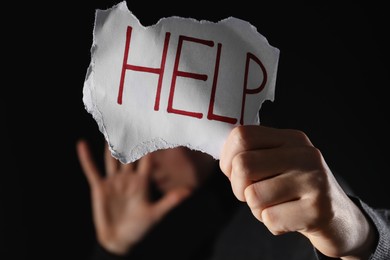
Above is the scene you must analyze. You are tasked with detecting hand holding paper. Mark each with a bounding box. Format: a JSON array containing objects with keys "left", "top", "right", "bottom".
[{"left": 83, "top": 1, "right": 280, "bottom": 163}]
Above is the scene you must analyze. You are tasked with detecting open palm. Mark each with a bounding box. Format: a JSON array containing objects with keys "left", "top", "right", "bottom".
[{"left": 76, "top": 140, "right": 190, "bottom": 255}]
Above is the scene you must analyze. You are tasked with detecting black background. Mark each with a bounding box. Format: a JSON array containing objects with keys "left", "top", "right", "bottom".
[{"left": 4, "top": 1, "right": 389, "bottom": 259}]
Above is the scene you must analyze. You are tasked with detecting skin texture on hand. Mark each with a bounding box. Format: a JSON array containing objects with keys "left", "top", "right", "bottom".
[
  {"left": 76, "top": 140, "right": 191, "bottom": 255},
  {"left": 219, "top": 125, "right": 376, "bottom": 260}
]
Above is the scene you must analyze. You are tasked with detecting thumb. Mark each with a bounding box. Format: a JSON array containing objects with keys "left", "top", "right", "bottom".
[{"left": 152, "top": 188, "right": 191, "bottom": 220}]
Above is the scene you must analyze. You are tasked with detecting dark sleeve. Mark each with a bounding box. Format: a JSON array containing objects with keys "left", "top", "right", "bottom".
[
  {"left": 314, "top": 196, "right": 390, "bottom": 260},
  {"left": 355, "top": 197, "right": 390, "bottom": 260},
  {"left": 89, "top": 243, "right": 130, "bottom": 260}
]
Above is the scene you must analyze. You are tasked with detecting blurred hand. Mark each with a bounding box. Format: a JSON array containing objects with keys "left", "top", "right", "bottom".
[
  {"left": 76, "top": 140, "right": 191, "bottom": 255},
  {"left": 220, "top": 125, "right": 376, "bottom": 260}
]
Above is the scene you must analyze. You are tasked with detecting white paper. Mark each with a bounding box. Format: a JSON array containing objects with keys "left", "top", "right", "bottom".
[{"left": 83, "top": 1, "right": 280, "bottom": 163}]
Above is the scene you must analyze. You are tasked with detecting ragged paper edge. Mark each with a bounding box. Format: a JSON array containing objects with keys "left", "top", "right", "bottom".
[
  {"left": 115, "top": 138, "right": 210, "bottom": 164},
  {"left": 83, "top": 1, "right": 280, "bottom": 163},
  {"left": 82, "top": 6, "right": 114, "bottom": 159}
]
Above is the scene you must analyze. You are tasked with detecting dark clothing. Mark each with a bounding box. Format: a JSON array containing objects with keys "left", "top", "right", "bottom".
[{"left": 89, "top": 169, "right": 390, "bottom": 260}]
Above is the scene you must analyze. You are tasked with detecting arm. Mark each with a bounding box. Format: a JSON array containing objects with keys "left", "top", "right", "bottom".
[
  {"left": 219, "top": 125, "right": 388, "bottom": 260},
  {"left": 316, "top": 197, "right": 390, "bottom": 260},
  {"left": 76, "top": 140, "right": 190, "bottom": 257}
]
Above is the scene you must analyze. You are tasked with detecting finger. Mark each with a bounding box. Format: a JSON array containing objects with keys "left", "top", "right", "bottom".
[
  {"left": 104, "top": 142, "right": 119, "bottom": 177},
  {"left": 136, "top": 153, "right": 154, "bottom": 178},
  {"left": 220, "top": 125, "right": 313, "bottom": 178},
  {"left": 229, "top": 146, "right": 323, "bottom": 201},
  {"left": 126, "top": 154, "right": 154, "bottom": 198},
  {"left": 230, "top": 166, "right": 252, "bottom": 202},
  {"left": 152, "top": 188, "right": 191, "bottom": 221},
  {"left": 244, "top": 171, "right": 308, "bottom": 219},
  {"left": 232, "top": 146, "right": 324, "bottom": 180},
  {"left": 260, "top": 198, "right": 323, "bottom": 236},
  {"left": 76, "top": 140, "right": 102, "bottom": 189}
]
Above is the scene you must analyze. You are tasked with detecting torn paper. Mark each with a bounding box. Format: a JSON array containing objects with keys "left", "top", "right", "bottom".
[{"left": 83, "top": 1, "right": 280, "bottom": 163}]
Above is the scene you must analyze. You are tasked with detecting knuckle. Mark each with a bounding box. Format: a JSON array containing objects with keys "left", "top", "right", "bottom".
[
  {"left": 244, "top": 184, "right": 259, "bottom": 211},
  {"left": 308, "top": 146, "right": 324, "bottom": 164},
  {"left": 286, "top": 129, "right": 311, "bottom": 145},
  {"left": 230, "top": 125, "right": 250, "bottom": 149},
  {"left": 232, "top": 153, "right": 252, "bottom": 179},
  {"left": 219, "top": 159, "right": 228, "bottom": 176},
  {"left": 262, "top": 207, "right": 276, "bottom": 225},
  {"left": 302, "top": 146, "right": 327, "bottom": 171},
  {"left": 245, "top": 184, "right": 261, "bottom": 209},
  {"left": 250, "top": 208, "right": 263, "bottom": 222},
  {"left": 219, "top": 159, "right": 230, "bottom": 178},
  {"left": 262, "top": 208, "right": 285, "bottom": 235}
]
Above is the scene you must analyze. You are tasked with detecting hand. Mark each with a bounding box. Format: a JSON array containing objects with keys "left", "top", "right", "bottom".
[
  {"left": 219, "top": 125, "right": 376, "bottom": 260},
  {"left": 76, "top": 140, "right": 191, "bottom": 255}
]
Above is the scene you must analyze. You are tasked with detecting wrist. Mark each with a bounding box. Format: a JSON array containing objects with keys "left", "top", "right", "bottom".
[
  {"left": 97, "top": 234, "right": 135, "bottom": 256},
  {"left": 94, "top": 242, "right": 132, "bottom": 260},
  {"left": 340, "top": 200, "right": 377, "bottom": 260}
]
